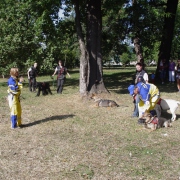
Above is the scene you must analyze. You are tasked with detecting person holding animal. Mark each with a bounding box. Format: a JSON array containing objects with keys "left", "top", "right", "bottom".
[
  {"left": 128, "top": 82, "right": 160, "bottom": 118},
  {"left": 175, "top": 59, "right": 180, "bottom": 92},
  {"left": 52, "top": 60, "right": 70, "bottom": 94},
  {"left": 168, "top": 59, "right": 176, "bottom": 83},
  {"left": 140, "top": 111, "right": 172, "bottom": 131},
  {"left": 27, "top": 62, "right": 38, "bottom": 92},
  {"left": 132, "top": 62, "right": 149, "bottom": 117},
  {"left": 7, "top": 68, "right": 24, "bottom": 129}
]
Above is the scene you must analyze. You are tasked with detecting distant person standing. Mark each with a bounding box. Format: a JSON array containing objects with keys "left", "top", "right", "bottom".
[
  {"left": 175, "top": 59, "right": 180, "bottom": 92},
  {"left": 27, "top": 62, "right": 38, "bottom": 92},
  {"left": 150, "top": 72, "right": 155, "bottom": 84},
  {"left": 135, "top": 62, "right": 148, "bottom": 84},
  {"left": 52, "top": 60, "right": 70, "bottom": 94},
  {"left": 169, "top": 59, "right": 176, "bottom": 83},
  {"left": 159, "top": 59, "right": 167, "bottom": 84},
  {"left": 132, "top": 62, "right": 149, "bottom": 117}
]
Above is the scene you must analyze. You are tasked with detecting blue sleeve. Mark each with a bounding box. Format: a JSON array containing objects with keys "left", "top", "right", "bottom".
[
  {"left": 8, "top": 77, "right": 18, "bottom": 91},
  {"left": 137, "top": 83, "right": 150, "bottom": 103}
]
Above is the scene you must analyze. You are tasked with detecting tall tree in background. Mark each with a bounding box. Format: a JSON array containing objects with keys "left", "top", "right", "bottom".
[
  {"left": 0, "top": 0, "right": 60, "bottom": 74},
  {"left": 74, "top": 0, "right": 108, "bottom": 95},
  {"left": 157, "top": 0, "right": 179, "bottom": 72},
  {"left": 132, "top": 0, "right": 144, "bottom": 64}
]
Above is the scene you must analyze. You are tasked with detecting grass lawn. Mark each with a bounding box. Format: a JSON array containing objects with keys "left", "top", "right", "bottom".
[{"left": 0, "top": 67, "right": 180, "bottom": 180}]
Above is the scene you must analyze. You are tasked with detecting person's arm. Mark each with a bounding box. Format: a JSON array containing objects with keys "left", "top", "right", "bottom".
[
  {"left": 18, "top": 76, "right": 24, "bottom": 90},
  {"left": 175, "top": 65, "right": 177, "bottom": 71},
  {"left": 27, "top": 68, "right": 31, "bottom": 79},
  {"left": 143, "top": 73, "right": 149, "bottom": 83},
  {"left": 67, "top": 72, "right": 71, "bottom": 78},
  {"left": 52, "top": 67, "right": 57, "bottom": 76},
  {"left": 138, "top": 83, "right": 150, "bottom": 103},
  {"left": 65, "top": 68, "right": 71, "bottom": 77},
  {"left": 8, "top": 78, "right": 21, "bottom": 95}
]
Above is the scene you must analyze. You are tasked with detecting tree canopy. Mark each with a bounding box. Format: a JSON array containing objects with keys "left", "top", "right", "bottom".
[{"left": 0, "top": 0, "right": 180, "bottom": 89}]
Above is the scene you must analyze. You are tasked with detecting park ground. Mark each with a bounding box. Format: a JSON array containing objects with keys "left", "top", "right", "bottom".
[{"left": 0, "top": 67, "right": 180, "bottom": 180}]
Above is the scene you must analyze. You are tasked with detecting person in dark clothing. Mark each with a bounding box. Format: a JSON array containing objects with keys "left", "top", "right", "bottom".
[
  {"left": 159, "top": 58, "right": 168, "bottom": 84},
  {"left": 52, "top": 60, "right": 70, "bottom": 94},
  {"left": 175, "top": 59, "right": 180, "bottom": 92},
  {"left": 132, "top": 62, "right": 149, "bottom": 117},
  {"left": 27, "top": 62, "right": 38, "bottom": 92}
]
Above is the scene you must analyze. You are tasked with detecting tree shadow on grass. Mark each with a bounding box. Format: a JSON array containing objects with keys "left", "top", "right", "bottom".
[
  {"left": 23, "top": 114, "right": 75, "bottom": 128},
  {"left": 103, "top": 71, "right": 134, "bottom": 94},
  {"left": 103, "top": 70, "right": 178, "bottom": 94}
]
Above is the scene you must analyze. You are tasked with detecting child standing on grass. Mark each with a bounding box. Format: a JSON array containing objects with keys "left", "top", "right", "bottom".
[{"left": 7, "top": 68, "right": 24, "bottom": 129}]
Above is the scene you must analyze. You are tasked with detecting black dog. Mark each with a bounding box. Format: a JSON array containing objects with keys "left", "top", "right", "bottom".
[{"left": 36, "top": 82, "right": 52, "bottom": 96}]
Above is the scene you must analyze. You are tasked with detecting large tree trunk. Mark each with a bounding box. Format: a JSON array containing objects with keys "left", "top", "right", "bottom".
[
  {"left": 86, "top": 0, "right": 108, "bottom": 93},
  {"left": 133, "top": 37, "right": 144, "bottom": 63},
  {"left": 74, "top": 0, "right": 89, "bottom": 95},
  {"left": 156, "top": 0, "right": 178, "bottom": 74},
  {"left": 74, "top": 0, "right": 108, "bottom": 95},
  {"left": 132, "top": 0, "right": 144, "bottom": 66}
]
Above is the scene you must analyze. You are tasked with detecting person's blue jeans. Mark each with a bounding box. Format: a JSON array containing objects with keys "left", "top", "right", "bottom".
[{"left": 132, "top": 94, "right": 140, "bottom": 117}]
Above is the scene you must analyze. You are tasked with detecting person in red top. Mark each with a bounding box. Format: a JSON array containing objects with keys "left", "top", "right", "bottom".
[{"left": 52, "top": 60, "right": 70, "bottom": 94}]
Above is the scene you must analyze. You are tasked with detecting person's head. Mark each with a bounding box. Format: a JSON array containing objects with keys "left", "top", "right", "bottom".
[
  {"left": 128, "top": 84, "right": 139, "bottom": 96},
  {"left": 58, "top": 60, "right": 64, "bottom": 66},
  {"left": 133, "top": 87, "right": 139, "bottom": 95},
  {"left": 10, "top": 68, "right": 19, "bottom": 78},
  {"left": 34, "top": 62, "right": 37, "bottom": 68},
  {"left": 177, "top": 59, "right": 180, "bottom": 65},
  {"left": 135, "top": 62, "right": 143, "bottom": 72}
]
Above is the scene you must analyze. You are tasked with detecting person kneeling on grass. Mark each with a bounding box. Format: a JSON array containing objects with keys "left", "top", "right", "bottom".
[
  {"left": 128, "top": 82, "right": 160, "bottom": 119},
  {"left": 7, "top": 68, "right": 24, "bottom": 129}
]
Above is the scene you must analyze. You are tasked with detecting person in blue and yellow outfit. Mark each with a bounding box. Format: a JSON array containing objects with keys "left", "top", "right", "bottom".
[
  {"left": 7, "top": 68, "right": 24, "bottom": 129},
  {"left": 128, "top": 82, "right": 160, "bottom": 117}
]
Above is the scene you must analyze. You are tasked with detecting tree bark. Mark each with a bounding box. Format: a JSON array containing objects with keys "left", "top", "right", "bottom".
[
  {"left": 74, "top": 0, "right": 89, "bottom": 95},
  {"left": 156, "top": 0, "right": 178, "bottom": 74},
  {"left": 133, "top": 37, "right": 144, "bottom": 63},
  {"left": 86, "top": 0, "right": 108, "bottom": 93},
  {"left": 132, "top": 0, "right": 144, "bottom": 66},
  {"left": 74, "top": 0, "right": 108, "bottom": 95}
]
